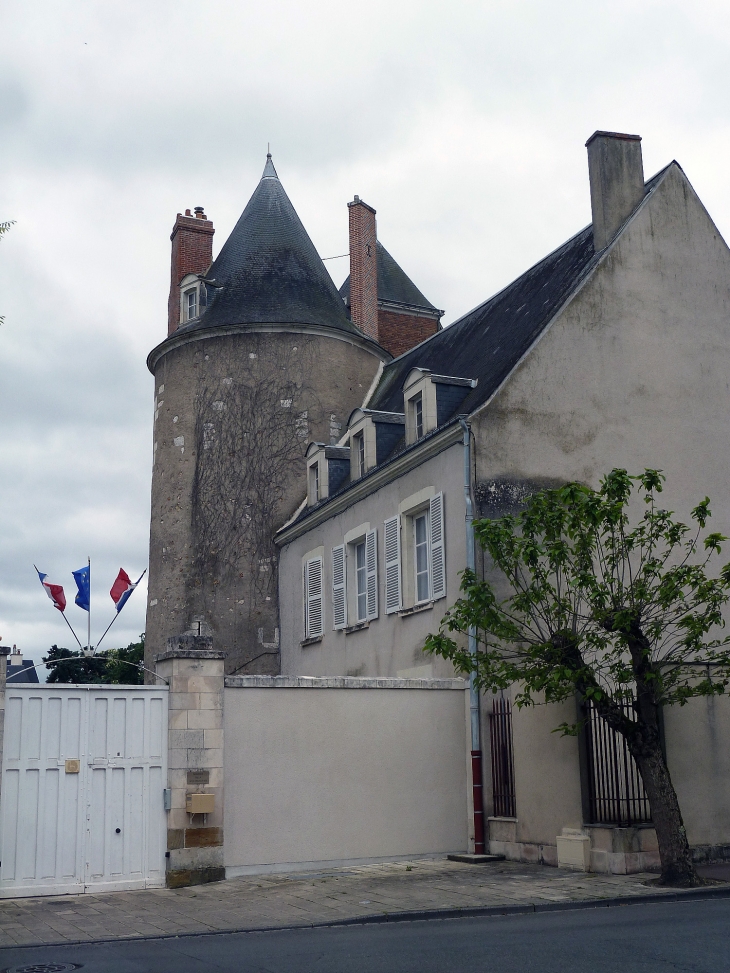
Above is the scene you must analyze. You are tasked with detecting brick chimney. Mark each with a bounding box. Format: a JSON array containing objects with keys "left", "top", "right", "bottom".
[
  {"left": 347, "top": 196, "right": 378, "bottom": 342},
  {"left": 586, "top": 132, "right": 645, "bottom": 251},
  {"left": 168, "top": 207, "right": 214, "bottom": 335}
]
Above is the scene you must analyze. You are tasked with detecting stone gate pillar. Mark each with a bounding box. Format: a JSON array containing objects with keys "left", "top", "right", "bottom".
[{"left": 155, "top": 634, "right": 225, "bottom": 888}]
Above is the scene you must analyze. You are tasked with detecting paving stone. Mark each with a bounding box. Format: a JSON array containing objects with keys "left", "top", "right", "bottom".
[{"left": 0, "top": 857, "right": 703, "bottom": 947}]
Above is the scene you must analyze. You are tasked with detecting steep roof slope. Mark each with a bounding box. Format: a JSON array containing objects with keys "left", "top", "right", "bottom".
[
  {"left": 179, "top": 155, "right": 359, "bottom": 335},
  {"left": 370, "top": 166, "right": 673, "bottom": 417},
  {"left": 339, "top": 242, "right": 439, "bottom": 311},
  {"left": 370, "top": 227, "right": 597, "bottom": 415}
]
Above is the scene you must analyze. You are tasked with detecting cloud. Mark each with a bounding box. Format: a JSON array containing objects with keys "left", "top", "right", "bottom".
[{"left": 1, "top": 0, "right": 730, "bottom": 670}]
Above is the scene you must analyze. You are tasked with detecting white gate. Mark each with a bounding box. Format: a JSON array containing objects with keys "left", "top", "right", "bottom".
[{"left": 0, "top": 684, "right": 168, "bottom": 897}]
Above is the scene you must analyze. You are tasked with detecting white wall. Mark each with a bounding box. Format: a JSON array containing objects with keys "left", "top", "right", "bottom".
[{"left": 223, "top": 677, "right": 470, "bottom": 873}]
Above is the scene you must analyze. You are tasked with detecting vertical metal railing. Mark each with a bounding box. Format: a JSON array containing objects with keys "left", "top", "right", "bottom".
[
  {"left": 584, "top": 698, "right": 651, "bottom": 825},
  {"left": 489, "top": 696, "right": 516, "bottom": 818}
]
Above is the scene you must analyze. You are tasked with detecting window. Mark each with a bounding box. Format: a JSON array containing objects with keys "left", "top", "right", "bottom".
[
  {"left": 413, "top": 393, "right": 423, "bottom": 440},
  {"left": 354, "top": 432, "right": 365, "bottom": 478},
  {"left": 385, "top": 492, "right": 445, "bottom": 613},
  {"left": 309, "top": 463, "right": 319, "bottom": 504},
  {"left": 185, "top": 288, "right": 197, "bottom": 320},
  {"left": 355, "top": 541, "right": 367, "bottom": 621},
  {"left": 303, "top": 556, "right": 324, "bottom": 639},
  {"left": 414, "top": 512, "right": 430, "bottom": 603},
  {"left": 333, "top": 531, "right": 378, "bottom": 629}
]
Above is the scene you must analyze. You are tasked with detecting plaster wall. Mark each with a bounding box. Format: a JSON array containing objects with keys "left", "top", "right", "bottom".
[
  {"left": 278, "top": 441, "right": 465, "bottom": 678},
  {"left": 146, "top": 329, "right": 382, "bottom": 677},
  {"left": 223, "top": 680, "right": 469, "bottom": 871},
  {"left": 473, "top": 163, "right": 730, "bottom": 852},
  {"left": 663, "top": 694, "right": 730, "bottom": 848}
]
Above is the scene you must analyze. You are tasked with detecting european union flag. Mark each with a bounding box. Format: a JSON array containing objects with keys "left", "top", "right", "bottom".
[{"left": 72, "top": 565, "right": 90, "bottom": 612}]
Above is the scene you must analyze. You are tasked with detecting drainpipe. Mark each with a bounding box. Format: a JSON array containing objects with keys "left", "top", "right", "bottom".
[{"left": 460, "top": 418, "right": 485, "bottom": 854}]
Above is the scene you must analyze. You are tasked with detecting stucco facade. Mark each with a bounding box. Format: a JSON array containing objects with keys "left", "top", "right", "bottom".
[
  {"left": 278, "top": 437, "right": 466, "bottom": 679},
  {"left": 274, "top": 140, "right": 730, "bottom": 872}
]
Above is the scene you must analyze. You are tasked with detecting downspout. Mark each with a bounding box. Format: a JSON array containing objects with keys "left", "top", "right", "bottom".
[{"left": 460, "top": 418, "right": 485, "bottom": 854}]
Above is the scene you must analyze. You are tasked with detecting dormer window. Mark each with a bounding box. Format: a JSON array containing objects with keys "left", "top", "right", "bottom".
[
  {"left": 403, "top": 368, "right": 477, "bottom": 444},
  {"left": 185, "top": 288, "right": 197, "bottom": 321},
  {"left": 412, "top": 393, "right": 423, "bottom": 440},
  {"left": 309, "top": 462, "right": 319, "bottom": 503},
  {"left": 354, "top": 432, "right": 365, "bottom": 478},
  {"left": 306, "top": 442, "right": 350, "bottom": 506},
  {"left": 179, "top": 273, "right": 207, "bottom": 325}
]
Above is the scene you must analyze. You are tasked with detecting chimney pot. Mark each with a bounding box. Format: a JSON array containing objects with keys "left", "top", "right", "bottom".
[
  {"left": 586, "top": 131, "right": 645, "bottom": 251},
  {"left": 194, "top": 206, "right": 206, "bottom": 219},
  {"left": 185, "top": 208, "right": 192, "bottom": 216}
]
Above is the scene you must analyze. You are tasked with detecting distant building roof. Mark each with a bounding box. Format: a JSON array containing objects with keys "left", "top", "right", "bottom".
[
  {"left": 339, "top": 241, "right": 440, "bottom": 315},
  {"left": 7, "top": 660, "right": 39, "bottom": 684},
  {"left": 176, "top": 155, "right": 363, "bottom": 338}
]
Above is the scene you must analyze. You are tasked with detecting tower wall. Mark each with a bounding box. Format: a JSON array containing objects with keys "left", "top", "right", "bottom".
[{"left": 145, "top": 328, "right": 384, "bottom": 676}]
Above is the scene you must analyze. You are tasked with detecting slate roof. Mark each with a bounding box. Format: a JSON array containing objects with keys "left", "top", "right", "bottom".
[
  {"left": 7, "top": 660, "right": 39, "bottom": 684},
  {"left": 339, "top": 242, "right": 440, "bottom": 313},
  {"left": 177, "top": 156, "right": 361, "bottom": 337},
  {"left": 369, "top": 166, "right": 673, "bottom": 418}
]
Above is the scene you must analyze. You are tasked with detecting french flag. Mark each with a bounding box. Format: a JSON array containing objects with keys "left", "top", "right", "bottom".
[
  {"left": 35, "top": 567, "right": 66, "bottom": 612},
  {"left": 110, "top": 569, "right": 145, "bottom": 613}
]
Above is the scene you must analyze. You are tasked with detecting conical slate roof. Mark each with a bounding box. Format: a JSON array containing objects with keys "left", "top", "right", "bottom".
[
  {"left": 339, "top": 241, "right": 439, "bottom": 312},
  {"left": 181, "top": 155, "right": 359, "bottom": 335}
]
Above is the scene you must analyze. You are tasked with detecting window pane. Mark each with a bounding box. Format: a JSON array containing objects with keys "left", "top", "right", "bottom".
[
  {"left": 415, "top": 513, "right": 430, "bottom": 602},
  {"left": 356, "top": 542, "right": 366, "bottom": 620}
]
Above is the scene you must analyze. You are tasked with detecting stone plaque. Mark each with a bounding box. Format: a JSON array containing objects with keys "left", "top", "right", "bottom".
[{"left": 187, "top": 769, "right": 210, "bottom": 785}]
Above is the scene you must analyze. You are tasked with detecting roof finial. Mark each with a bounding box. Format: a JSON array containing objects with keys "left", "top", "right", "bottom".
[{"left": 267, "top": 142, "right": 271, "bottom": 159}]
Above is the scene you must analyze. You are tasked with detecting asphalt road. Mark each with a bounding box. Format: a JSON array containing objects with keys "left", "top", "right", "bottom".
[{"left": 0, "top": 897, "right": 727, "bottom": 972}]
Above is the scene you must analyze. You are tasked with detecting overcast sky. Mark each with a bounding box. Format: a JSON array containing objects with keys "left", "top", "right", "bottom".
[{"left": 1, "top": 0, "right": 729, "bottom": 675}]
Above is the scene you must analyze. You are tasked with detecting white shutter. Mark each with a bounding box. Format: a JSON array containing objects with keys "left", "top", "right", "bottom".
[
  {"left": 305, "top": 556, "right": 324, "bottom": 637},
  {"left": 384, "top": 516, "right": 402, "bottom": 614},
  {"left": 365, "top": 529, "right": 378, "bottom": 620},
  {"left": 332, "top": 545, "right": 347, "bottom": 630},
  {"left": 430, "top": 492, "right": 445, "bottom": 600}
]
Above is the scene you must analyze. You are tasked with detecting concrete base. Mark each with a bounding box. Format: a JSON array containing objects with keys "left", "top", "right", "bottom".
[
  {"left": 585, "top": 825, "right": 660, "bottom": 874},
  {"left": 447, "top": 854, "right": 506, "bottom": 864},
  {"left": 488, "top": 817, "right": 558, "bottom": 867},
  {"left": 166, "top": 866, "right": 226, "bottom": 888}
]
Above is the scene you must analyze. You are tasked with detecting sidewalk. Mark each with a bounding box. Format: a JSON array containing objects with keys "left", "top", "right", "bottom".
[{"left": 0, "top": 857, "right": 727, "bottom": 948}]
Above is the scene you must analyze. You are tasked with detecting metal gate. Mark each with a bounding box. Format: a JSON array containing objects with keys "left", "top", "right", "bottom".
[
  {"left": 583, "top": 698, "right": 651, "bottom": 826},
  {"left": 489, "top": 696, "right": 516, "bottom": 818},
  {"left": 0, "top": 685, "right": 168, "bottom": 897}
]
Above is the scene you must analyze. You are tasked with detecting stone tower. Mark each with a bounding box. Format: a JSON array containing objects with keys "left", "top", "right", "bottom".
[{"left": 145, "top": 156, "right": 389, "bottom": 675}]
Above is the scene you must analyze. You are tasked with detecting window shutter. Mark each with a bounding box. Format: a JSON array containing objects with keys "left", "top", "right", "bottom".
[
  {"left": 306, "top": 556, "right": 324, "bottom": 637},
  {"left": 365, "top": 529, "right": 378, "bottom": 620},
  {"left": 430, "top": 492, "right": 445, "bottom": 600},
  {"left": 384, "top": 516, "right": 402, "bottom": 614},
  {"left": 332, "top": 545, "right": 347, "bottom": 630}
]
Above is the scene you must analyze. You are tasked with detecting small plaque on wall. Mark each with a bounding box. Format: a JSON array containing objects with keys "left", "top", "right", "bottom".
[{"left": 187, "top": 770, "right": 209, "bottom": 785}]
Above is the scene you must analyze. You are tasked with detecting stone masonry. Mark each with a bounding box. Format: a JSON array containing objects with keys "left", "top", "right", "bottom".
[{"left": 155, "top": 634, "right": 225, "bottom": 888}]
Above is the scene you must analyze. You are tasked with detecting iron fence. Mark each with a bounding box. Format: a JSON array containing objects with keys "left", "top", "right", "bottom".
[
  {"left": 583, "top": 698, "right": 651, "bottom": 826},
  {"left": 489, "top": 696, "right": 516, "bottom": 818}
]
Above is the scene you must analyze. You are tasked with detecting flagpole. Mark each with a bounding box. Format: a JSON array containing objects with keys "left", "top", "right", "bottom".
[
  {"left": 87, "top": 555, "right": 91, "bottom": 653},
  {"left": 61, "top": 612, "right": 84, "bottom": 651}
]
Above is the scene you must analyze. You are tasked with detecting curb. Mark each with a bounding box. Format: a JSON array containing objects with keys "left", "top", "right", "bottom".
[{"left": 0, "top": 883, "right": 728, "bottom": 951}]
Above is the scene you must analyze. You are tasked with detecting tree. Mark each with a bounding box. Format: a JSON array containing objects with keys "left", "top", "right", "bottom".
[
  {"left": 425, "top": 470, "right": 730, "bottom": 886},
  {"left": 43, "top": 645, "right": 107, "bottom": 683},
  {"left": 43, "top": 635, "right": 145, "bottom": 685}
]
